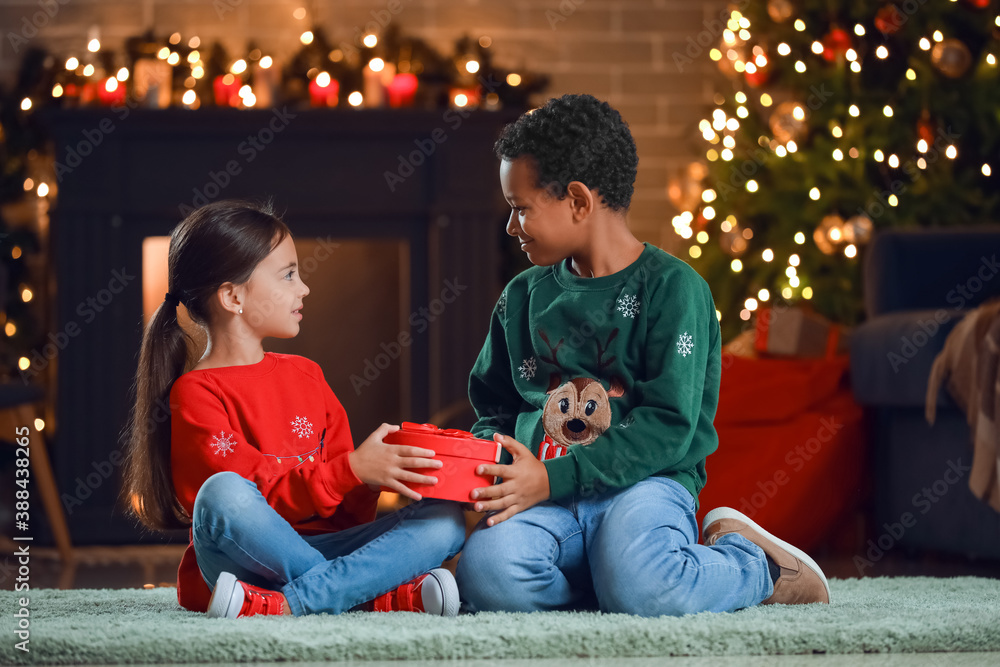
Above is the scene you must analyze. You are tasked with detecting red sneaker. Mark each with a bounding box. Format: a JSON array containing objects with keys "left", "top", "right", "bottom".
[
  {"left": 207, "top": 572, "right": 287, "bottom": 618},
  {"left": 372, "top": 568, "right": 459, "bottom": 616}
]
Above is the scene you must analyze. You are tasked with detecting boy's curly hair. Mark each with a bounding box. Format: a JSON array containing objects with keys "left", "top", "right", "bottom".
[{"left": 494, "top": 94, "right": 638, "bottom": 212}]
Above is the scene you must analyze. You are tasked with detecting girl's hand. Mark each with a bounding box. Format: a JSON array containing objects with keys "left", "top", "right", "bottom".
[
  {"left": 347, "top": 423, "right": 442, "bottom": 501},
  {"left": 470, "top": 434, "right": 550, "bottom": 526}
]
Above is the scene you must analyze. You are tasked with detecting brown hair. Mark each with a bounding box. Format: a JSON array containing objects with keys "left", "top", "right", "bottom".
[{"left": 121, "top": 199, "right": 290, "bottom": 530}]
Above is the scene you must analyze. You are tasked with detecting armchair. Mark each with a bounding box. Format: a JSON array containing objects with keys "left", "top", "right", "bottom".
[{"left": 850, "top": 226, "right": 1000, "bottom": 560}]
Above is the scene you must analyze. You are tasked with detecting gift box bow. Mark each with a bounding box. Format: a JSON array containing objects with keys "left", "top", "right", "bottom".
[{"left": 399, "top": 422, "right": 479, "bottom": 439}]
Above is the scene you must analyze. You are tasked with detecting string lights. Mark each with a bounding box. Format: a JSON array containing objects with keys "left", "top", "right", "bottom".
[
  {"left": 667, "top": 1, "right": 998, "bottom": 336},
  {"left": 17, "top": 5, "right": 541, "bottom": 116}
]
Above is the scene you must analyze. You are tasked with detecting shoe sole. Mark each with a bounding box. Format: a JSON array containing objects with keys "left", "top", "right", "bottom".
[
  {"left": 701, "top": 507, "right": 831, "bottom": 602},
  {"left": 207, "top": 572, "right": 243, "bottom": 619},
  {"left": 427, "top": 568, "right": 460, "bottom": 617}
]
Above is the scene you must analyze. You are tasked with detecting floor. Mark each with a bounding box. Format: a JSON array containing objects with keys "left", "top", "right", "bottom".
[
  {"left": 4, "top": 541, "right": 998, "bottom": 666},
  {"left": 4, "top": 533, "right": 998, "bottom": 591},
  {"left": 60, "top": 658, "right": 1000, "bottom": 667}
]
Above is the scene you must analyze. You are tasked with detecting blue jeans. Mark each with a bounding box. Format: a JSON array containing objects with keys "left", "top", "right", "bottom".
[
  {"left": 456, "top": 476, "right": 773, "bottom": 616},
  {"left": 192, "top": 471, "right": 466, "bottom": 616}
]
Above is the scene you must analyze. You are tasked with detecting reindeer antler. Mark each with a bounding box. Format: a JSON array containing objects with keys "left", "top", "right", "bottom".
[
  {"left": 596, "top": 328, "right": 619, "bottom": 371},
  {"left": 539, "top": 329, "right": 567, "bottom": 393},
  {"left": 538, "top": 330, "right": 566, "bottom": 368}
]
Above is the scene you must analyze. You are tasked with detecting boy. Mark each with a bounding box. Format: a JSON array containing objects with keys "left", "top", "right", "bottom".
[{"left": 456, "top": 94, "right": 829, "bottom": 616}]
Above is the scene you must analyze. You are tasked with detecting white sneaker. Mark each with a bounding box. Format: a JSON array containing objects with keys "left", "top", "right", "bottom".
[
  {"left": 371, "top": 568, "right": 460, "bottom": 616},
  {"left": 207, "top": 571, "right": 288, "bottom": 618}
]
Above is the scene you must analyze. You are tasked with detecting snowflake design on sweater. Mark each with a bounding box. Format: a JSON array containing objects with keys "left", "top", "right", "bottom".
[
  {"left": 677, "top": 332, "right": 694, "bottom": 357},
  {"left": 619, "top": 416, "right": 636, "bottom": 429},
  {"left": 617, "top": 294, "right": 640, "bottom": 319},
  {"left": 209, "top": 431, "right": 236, "bottom": 457},
  {"left": 497, "top": 290, "right": 507, "bottom": 317},
  {"left": 518, "top": 356, "right": 537, "bottom": 380},
  {"left": 290, "top": 416, "right": 314, "bottom": 439}
]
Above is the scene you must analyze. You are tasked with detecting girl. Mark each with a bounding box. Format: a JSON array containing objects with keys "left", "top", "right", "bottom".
[{"left": 122, "top": 200, "right": 466, "bottom": 618}]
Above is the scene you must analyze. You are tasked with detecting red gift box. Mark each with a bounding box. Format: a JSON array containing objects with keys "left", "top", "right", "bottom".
[
  {"left": 381, "top": 422, "right": 501, "bottom": 502},
  {"left": 754, "top": 306, "right": 849, "bottom": 358}
]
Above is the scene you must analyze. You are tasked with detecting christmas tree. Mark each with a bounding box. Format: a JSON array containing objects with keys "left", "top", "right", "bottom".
[
  {"left": 0, "top": 48, "right": 48, "bottom": 381},
  {"left": 671, "top": 0, "right": 1000, "bottom": 342}
]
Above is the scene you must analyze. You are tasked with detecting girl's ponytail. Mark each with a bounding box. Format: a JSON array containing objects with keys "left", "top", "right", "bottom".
[
  {"left": 121, "top": 291, "right": 193, "bottom": 530},
  {"left": 121, "top": 199, "right": 289, "bottom": 531}
]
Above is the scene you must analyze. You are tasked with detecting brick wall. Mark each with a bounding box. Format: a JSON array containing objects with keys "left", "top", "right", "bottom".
[{"left": 1, "top": 0, "right": 726, "bottom": 248}]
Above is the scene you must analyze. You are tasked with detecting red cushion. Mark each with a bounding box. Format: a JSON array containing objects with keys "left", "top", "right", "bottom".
[
  {"left": 716, "top": 355, "right": 850, "bottom": 423},
  {"left": 699, "top": 355, "right": 868, "bottom": 552}
]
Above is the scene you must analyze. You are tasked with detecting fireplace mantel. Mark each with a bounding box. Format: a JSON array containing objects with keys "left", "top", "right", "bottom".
[{"left": 43, "top": 107, "right": 516, "bottom": 544}]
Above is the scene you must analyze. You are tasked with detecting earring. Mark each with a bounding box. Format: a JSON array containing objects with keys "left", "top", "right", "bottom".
[{"left": 238, "top": 308, "right": 243, "bottom": 314}]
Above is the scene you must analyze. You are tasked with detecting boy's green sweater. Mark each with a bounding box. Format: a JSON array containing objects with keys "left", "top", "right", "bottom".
[{"left": 468, "top": 242, "right": 722, "bottom": 505}]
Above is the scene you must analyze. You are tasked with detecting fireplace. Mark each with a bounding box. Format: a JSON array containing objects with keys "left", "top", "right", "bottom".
[{"left": 44, "top": 107, "right": 516, "bottom": 544}]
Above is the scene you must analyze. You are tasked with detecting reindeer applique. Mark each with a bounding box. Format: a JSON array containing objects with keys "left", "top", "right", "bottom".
[{"left": 536, "top": 329, "right": 625, "bottom": 460}]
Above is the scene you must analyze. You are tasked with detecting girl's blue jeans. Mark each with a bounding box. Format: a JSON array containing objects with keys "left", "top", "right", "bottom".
[
  {"left": 191, "top": 471, "right": 466, "bottom": 616},
  {"left": 456, "top": 476, "right": 774, "bottom": 617}
]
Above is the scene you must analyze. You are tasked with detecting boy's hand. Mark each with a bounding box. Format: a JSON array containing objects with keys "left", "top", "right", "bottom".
[
  {"left": 348, "top": 423, "right": 442, "bottom": 501},
  {"left": 471, "top": 433, "right": 549, "bottom": 526}
]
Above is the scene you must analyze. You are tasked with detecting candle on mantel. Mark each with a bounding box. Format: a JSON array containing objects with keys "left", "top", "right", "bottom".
[
  {"left": 387, "top": 72, "right": 418, "bottom": 108},
  {"left": 308, "top": 71, "right": 339, "bottom": 107},
  {"left": 61, "top": 82, "right": 80, "bottom": 104},
  {"left": 252, "top": 55, "right": 278, "bottom": 108},
  {"left": 363, "top": 58, "right": 396, "bottom": 107},
  {"left": 213, "top": 73, "right": 242, "bottom": 107},
  {"left": 98, "top": 76, "right": 126, "bottom": 106},
  {"left": 450, "top": 86, "right": 481, "bottom": 109},
  {"left": 79, "top": 79, "right": 100, "bottom": 105}
]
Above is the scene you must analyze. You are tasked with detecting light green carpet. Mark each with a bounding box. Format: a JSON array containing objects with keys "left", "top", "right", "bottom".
[{"left": 2, "top": 577, "right": 999, "bottom": 664}]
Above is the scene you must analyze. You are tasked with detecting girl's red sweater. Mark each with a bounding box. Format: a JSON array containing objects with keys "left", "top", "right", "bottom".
[{"left": 168, "top": 351, "right": 377, "bottom": 612}]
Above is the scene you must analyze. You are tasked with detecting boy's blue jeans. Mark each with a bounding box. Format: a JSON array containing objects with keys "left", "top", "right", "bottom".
[
  {"left": 456, "top": 476, "right": 773, "bottom": 616},
  {"left": 192, "top": 471, "right": 466, "bottom": 616}
]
